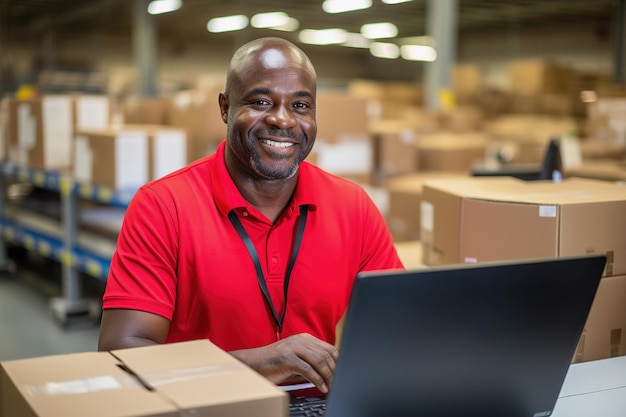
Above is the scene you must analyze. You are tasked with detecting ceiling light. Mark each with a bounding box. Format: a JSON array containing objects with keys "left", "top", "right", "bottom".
[
  {"left": 272, "top": 17, "right": 300, "bottom": 32},
  {"left": 251, "top": 12, "right": 289, "bottom": 29},
  {"left": 381, "top": 0, "right": 413, "bottom": 4},
  {"left": 342, "top": 33, "right": 371, "bottom": 48},
  {"left": 369, "top": 42, "right": 400, "bottom": 59},
  {"left": 147, "top": 0, "right": 181, "bottom": 15},
  {"left": 400, "top": 44, "right": 437, "bottom": 61},
  {"left": 360, "top": 22, "right": 398, "bottom": 39},
  {"left": 299, "top": 28, "right": 348, "bottom": 45},
  {"left": 322, "top": 0, "right": 372, "bottom": 14},
  {"left": 207, "top": 15, "right": 249, "bottom": 33}
]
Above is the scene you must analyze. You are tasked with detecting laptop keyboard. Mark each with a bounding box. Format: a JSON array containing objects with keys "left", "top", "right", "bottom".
[{"left": 288, "top": 397, "right": 327, "bottom": 416}]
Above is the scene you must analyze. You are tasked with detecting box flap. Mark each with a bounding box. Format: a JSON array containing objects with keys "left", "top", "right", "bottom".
[
  {"left": 424, "top": 177, "right": 626, "bottom": 205},
  {"left": 112, "top": 340, "right": 288, "bottom": 417},
  {"left": 1, "top": 352, "right": 177, "bottom": 417}
]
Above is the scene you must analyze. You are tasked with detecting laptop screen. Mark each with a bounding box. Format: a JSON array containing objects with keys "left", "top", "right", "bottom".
[{"left": 323, "top": 254, "right": 606, "bottom": 417}]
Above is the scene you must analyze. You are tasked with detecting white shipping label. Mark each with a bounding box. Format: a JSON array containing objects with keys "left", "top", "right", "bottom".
[
  {"left": 315, "top": 139, "right": 372, "bottom": 174},
  {"left": 421, "top": 201, "right": 434, "bottom": 232},
  {"left": 539, "top": 205, "right": 557, "bottom": 218},
  {"left": 17, "top": 103, "right": 36, "bottom": 149},
  {"left": 116, "top": 131, "right": 148, "bottom": 189},
  {"left": 73, "top": 135, "right": 93, "bottom": 183},
  {"left": 153, "top": 130, "right": 187, "bottom": 179},
  {"left": 76, "top": 96, "right": 110, "bottom": 130},
  {"left": 43, "top": 96, "right": 73, "bottom": 167}
]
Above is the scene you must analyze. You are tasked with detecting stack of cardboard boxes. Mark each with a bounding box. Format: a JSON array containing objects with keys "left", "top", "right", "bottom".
[
  {"left": 74, "top": 125, "right": 187, "bottom": 190},
  {"left": 3, "top": 95, "right": 112, "bottom": 171},
  {"left": 0, "top": 94, "right": 192, "bottom": 191},
  {"left": 418, "top": 176, "right": 626, "bottom": 363}
]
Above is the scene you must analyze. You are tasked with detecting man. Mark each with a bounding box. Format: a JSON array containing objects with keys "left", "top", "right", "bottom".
[{"left": 98, "top": 37, "right": 403, "bottom": 393}]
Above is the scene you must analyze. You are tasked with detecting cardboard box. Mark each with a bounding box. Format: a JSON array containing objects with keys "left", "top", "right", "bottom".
[
  {"left": 0, "top": 98, "right": 8, "bottom": 161},
  {"left": 439, "top": 105, "right": 484, "bottom": 132},
  {"left": 579, "top": 140, "right": 626, "bottom": 162},
  {"left": 507, "top": 59, "right": 574, "bottom": 96},
  {"left": 564, "top": 160, "right": 626, "bottom": 182},
  {"left": 5, "top": 95, "right": 111, "bottom": 171},
  {"left": 484, "top": 114, "right": 578, "bottom": 144},
  {"left": 168, "top": 87, "right": 226, "bottom": 162},
  {"left": 72, "top": 95, "right": 112, "bottom": 132},
  {"left": 417, "top": 132, "right": 487, "bottom": 172},
  {"left": 74, "top": 125, "right": 187, "bottom": 189},
  {"left": 7, "top": 97, "right": 73, "bottom": 170},
  {"left": 0, "top": 339, "right": 288, "bottom": 417},
  {"left": 370, "top": 122, "right": 419, "bottom": 180},
  {"left": 452, "top": 63, "right": 483, "bottom": 103},
  {"left": 385, "top": 171, "right": 468, "bottom": 242},
  {"left": 394, "top": 240, "right": 428, "bottom": 270},
  {"left": 316, "top": 90, "right": 369, "bottom": 144},
  {"left": 585, "top": 98, "right": 626, "bottom": 145},
  {"left": 311, "top": 136, "right": 375, "bottom": 185},
  {"left": 574, "top": 274, "right": 626, "bottom": 363},
  {"left": 420, "top": 177, "right": 626, "bottom": 276},
  {"left": 347, "top": 79, "right": 386, "bottom": 101},
  {"left": 123, "top": 96, "right": 171, "bottom": 125},
  {"left": 347, "top": 79, "right": 422, "bottom": 105},
  {"left": 372, "top": 105, "right": 441, "bottom": 133}
]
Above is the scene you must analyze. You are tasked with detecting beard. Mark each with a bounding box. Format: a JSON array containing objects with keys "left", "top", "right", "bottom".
[
  {"left": 232, "top": 128, "right": 311, "bottom": 180},
  {"left": 249, "top": 148, "right": 302, "bottom": 179}
]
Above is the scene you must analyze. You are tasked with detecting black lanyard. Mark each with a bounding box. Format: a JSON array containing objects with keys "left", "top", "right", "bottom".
[{"left": 228, "top": 205, "right": 308, "bottom": 334}]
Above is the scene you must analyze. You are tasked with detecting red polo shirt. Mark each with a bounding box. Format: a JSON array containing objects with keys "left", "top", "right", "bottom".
[{"left": 103, "top": 141, "right": 404, "bottom": 351}]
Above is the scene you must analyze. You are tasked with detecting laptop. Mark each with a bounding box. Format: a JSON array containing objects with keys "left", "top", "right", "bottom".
[{"left": 289, "top": 254, "right": 606, "bottom": 417}]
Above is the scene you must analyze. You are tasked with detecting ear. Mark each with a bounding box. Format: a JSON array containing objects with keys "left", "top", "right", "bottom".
[{"left": 218, "top": 92, "right": 228, "bottom": 124}]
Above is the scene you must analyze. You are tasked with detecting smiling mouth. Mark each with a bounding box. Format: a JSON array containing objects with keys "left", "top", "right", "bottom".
[{"left": 260, "top": 138, "right": 295, "bottom": 148}]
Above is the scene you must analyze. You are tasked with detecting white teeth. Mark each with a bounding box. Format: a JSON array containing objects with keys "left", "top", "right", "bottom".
[{"left": 261, "top": 139, "right": 294, "bottom": 148}]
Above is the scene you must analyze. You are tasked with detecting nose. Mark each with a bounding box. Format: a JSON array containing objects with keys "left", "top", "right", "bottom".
[{"left": 265, "top": 103, "right": 297, "bottom": 129}]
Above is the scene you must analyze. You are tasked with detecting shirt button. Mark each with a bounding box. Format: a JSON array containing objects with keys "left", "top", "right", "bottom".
[
  {"left": 242, "top": 211, "right": 248, "bottom": 216},
  {"left": 271, "top": 257, "right": 277, "bottom": 264}
]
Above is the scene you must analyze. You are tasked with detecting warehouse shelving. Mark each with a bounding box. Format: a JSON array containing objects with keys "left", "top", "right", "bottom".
[{"left": 0, "top": 161, "right": 135, "bottom": 327}]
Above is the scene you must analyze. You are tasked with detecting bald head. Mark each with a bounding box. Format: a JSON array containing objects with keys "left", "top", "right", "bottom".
[{"left": 225, "top": 37, "right": 316, "bottom": 95}]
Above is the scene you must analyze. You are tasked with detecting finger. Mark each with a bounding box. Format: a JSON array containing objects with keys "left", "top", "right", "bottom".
[
  {"left": 292, "top": 357, "right": 329, "bottom": 393},
  {"left": 292, "top": 336, "right": 338, "bottom": 392}
]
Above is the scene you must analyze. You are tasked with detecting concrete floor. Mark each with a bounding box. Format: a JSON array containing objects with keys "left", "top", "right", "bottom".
[{"left": 0, "top": 250, "right": 103, "bottom": 362}]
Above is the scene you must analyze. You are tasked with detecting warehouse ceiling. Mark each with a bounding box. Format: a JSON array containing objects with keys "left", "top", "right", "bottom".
[{"left": 2, "top": 0, "right": 619, "bottom": 46}]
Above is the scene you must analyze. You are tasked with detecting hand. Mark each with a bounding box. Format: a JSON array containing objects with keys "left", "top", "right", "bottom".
[{"left": 229, "top": 333, "right": 338, "bottom": 393}]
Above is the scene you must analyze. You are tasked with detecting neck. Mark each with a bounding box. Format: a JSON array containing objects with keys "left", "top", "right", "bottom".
[
  {"left": 235, "top": 175, "right": 298, "bottom": 223},
  {"left": 225, "top": 151, "right": 298, "bottom": 223}
]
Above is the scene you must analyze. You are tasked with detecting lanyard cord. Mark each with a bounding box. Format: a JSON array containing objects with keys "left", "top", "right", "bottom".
[{"left": 227, "top": 205, "right": 309, "bottom": 334}]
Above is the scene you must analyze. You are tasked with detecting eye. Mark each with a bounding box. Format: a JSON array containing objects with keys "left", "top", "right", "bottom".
[
  {"left": 251, "top": 98, "right": 271, "bottom": 106},
  {"left": 293, "top": 102, "right": 310, "bottom": 110}
]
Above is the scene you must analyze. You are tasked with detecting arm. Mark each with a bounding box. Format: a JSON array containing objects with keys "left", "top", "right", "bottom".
[
  {"left": 99, "top": 309, "right": 337, "bottom": 393},
  {"left": 98, "top": 186, "right": 178, "bottom": 350},
  {"left": 98, "top": 309, "right": 170, "bottom": 350}
]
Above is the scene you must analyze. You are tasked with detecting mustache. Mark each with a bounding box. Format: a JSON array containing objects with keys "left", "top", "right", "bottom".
[{"left": 256, "top": 129, "right": 303, "bottom": 141}]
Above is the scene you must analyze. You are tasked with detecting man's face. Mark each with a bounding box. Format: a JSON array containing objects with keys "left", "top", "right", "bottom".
[{"left": 222, "top": 47, "right": 317, "bottom": 180}]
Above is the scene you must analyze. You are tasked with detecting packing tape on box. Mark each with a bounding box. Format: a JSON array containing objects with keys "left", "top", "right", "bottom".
[
  {"left": 141, "top": 362, "right": 249, "bottom": 387},
  {"left": 22, "top": 362, "right": 248, "bottom": 397}
]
